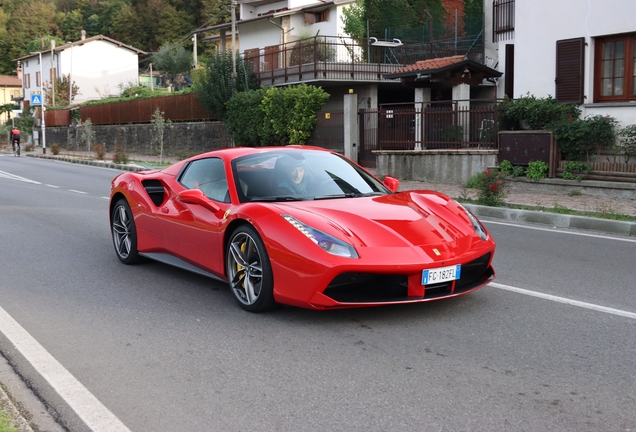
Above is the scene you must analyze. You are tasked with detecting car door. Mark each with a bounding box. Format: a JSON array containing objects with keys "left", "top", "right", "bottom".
[{"left": 160, "top": 157, "right": 230, "bottom": 275}]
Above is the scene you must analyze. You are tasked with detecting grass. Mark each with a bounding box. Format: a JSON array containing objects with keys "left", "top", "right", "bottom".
[{"left": 0, "top": 411, "right": 18, "bottom": 432}]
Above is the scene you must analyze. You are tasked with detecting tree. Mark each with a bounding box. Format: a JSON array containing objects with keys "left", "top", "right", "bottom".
[
  {"left": 43, "top": 73, "right": 80, "bottom": 107},
  {"left": 151, "top": 42, "right": 192, "bottom": 90},
  {"left": 150, "top": 107, "right": 170, "bottom": 164},
  {"left": 341, "top": 0, "right": 366, "bottom": 40},
  {"left": 194, "top": 51, "right": 259, "bottom": 120}
]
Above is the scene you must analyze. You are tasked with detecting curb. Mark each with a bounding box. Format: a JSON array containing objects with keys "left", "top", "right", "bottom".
[
  {"left": 25, "top": 153, "right": 148, "bottom": 171},
  {"left": 464, "top": 203, "right": 636, "bottom": 237}
]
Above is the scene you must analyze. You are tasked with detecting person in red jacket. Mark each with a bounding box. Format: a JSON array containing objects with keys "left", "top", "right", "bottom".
[{"left": 10, "top": 127, "right": 20, "bottom": 155}]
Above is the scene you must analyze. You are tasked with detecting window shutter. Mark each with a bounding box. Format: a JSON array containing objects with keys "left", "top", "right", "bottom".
[
  {"left": 504, "top": 44, "right": 514, "bottom": 98},
  {"left": 556, "top": 38, "right": 585, "bottom": 104},
  {"left": 323, "top": 9, "right": 329, "bottom": 21},
  {"left": 304, "top": 12, "right": 315, "bottom": 24}
]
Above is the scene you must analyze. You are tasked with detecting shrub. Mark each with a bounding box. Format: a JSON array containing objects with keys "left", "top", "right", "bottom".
[
  {"left": 112, "top": 146, "right": 129, "bottom": 164},
  {"left": 466, "top": 169, "right": 508, "bottom": 206},
  {"left": 93, "top": 143, "right": 105, "bottom": 160},
  {"left": 526, "top": 160, "right": 549, "bottom": 180},
  {"left": 511, "top": 165, "right": 526, "bottom": 177},
  {"left": 225, "top": 88, "right": 267, "bottom": 146},
  {"left": 51, "top": 143, "right": 61, "bottom": 155},
  {"left": 24, "top": 143, "right": 34, "bottom": 152},
  {"left": 497, "top": 93, "right": 580, "bottom": 131},
  {"left": 617, "top": 124, "right": 636, "bottom": 163},
  {"left": 551, "top": 114, "right": 618, "bottom": 161},
  {"left": 562, "top": 161, "right": 592, "bottom": 181},
  {"left": 499, "top": 160, "right": 513, "bottom": 175}
]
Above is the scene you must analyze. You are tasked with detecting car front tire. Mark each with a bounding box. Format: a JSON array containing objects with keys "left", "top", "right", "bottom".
[
  {"left": 226, "top": 225, "right": 276, "bottom": 312},
  {"left": 111, "top": 199, "right": 142, "bottom": 264}
]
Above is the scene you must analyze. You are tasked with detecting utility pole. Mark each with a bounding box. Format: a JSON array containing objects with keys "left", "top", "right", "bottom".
[
  {"left": 231, "top": 0, "right": 237, "bottom": 93},
  {"left": 68, "top": 41, "right": 73, "bottom": 105},
  {"left": 51, "top": 40, "right": 55, "bottom": 106},
  {"left": 150, "top": 63, "right": 154, "bottom": 91},
  {"left": 192, "top": 34, "right": 198, "bottom": 69}
]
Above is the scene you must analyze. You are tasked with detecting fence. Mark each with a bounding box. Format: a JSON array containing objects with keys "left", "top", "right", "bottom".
[
  {"left": 45, "top": 93, "right": 215, "bottom": 127},
  {"left": 358, "top": 100, "right": 499, "bottom": 159}
]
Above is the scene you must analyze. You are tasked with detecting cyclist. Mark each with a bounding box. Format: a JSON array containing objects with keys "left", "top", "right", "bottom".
[{"left": 10, "top": 127, "right": 20, "bottom": 156}]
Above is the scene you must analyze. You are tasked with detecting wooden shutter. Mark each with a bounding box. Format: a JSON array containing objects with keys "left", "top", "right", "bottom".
[
  {"left": 504, "top": 44, "right": 514, "bottom": 98},
  {"left": 304, "top": 12, "right": 315, "bottom": 24},
  {"left": 556, "top": 38, "right": 585, "bottom": 104}
]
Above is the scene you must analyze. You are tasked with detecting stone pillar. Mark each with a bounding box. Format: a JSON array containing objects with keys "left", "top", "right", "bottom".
[
  {"left": 344, "top": 93, "right": 359, "bottom": 162},
  {"left": 452, "top": 83, "right": 470, "bottom": 144},
  {"left": 414, "top": 87, "right": 431, "bottom": 150}
]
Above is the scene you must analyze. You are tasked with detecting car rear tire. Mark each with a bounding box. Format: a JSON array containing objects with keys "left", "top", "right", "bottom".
[
  {"left": 226, "top": 225, "right": 276, "bottom": 312},
  {"left": 111, "top": 199, "right": 142, "bottom": 264}
]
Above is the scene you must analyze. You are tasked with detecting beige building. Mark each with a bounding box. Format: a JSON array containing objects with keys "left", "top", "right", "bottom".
[{"left": 0, "top": 74, "right": 22, "bottom": 124}]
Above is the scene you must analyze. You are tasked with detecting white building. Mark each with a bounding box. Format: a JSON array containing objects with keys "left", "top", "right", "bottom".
[
  {"left": 17, "top": 34, "right": 146, "bottom": 107},
  {"left": 486, "top": 0, "right": 636, "bottom": 127}
]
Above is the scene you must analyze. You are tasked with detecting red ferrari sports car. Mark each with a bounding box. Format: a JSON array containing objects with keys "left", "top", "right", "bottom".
[{"left": 109, "top": 146, "right": 495, "bottom": 312}]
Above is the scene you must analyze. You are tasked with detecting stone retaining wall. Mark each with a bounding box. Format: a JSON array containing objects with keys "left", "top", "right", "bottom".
[
  {"left": 374, "top": 149, "right": 499, "bottom": 185},
  {"left": 45, "top": 121, "right": 233, "bottom": 158}
]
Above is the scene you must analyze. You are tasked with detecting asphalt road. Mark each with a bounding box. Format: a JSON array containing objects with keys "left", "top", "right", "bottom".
[{"left": 0, "top": 155, "right": 635, "bottom": 431}]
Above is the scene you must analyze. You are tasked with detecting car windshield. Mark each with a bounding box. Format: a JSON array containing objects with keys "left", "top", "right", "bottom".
[{"left": 232, "top": 150, "right": 390, "bottom": 203}]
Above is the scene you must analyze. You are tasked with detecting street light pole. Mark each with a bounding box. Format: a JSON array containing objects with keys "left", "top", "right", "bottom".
[
  {"left": 68, "top": 41, "right": 73, "bottom": 105},
  {"left": 31, "top": 51, "right": 46, "bottom": 154}
]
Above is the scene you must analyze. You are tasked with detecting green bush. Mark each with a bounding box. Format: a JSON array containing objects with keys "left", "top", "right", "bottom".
[
  {"left": 562, "top": 161, "right": 592, "bottom": 181},
  {"left": 511, "top": 165, "right": 526, "bottom": 177},
  {"left": 260, "top": 84, "right": 330, "bottom": 144},
  {"left": 112, "top": 146, "right": 129, "bottom": 164},
  {"left": 526, "top": 160, "right": 549, "bottom": 180},
  {"left": 551, "top": 114, "right": 618, "bottom": 161},
  {"left": 617, "top": 124, "right": 636, "bottom": 163},
  {"left": 471, "top": 168, "right": 508, "bottom": 206},
  {"left": 498, "top": 93, "right": 580, "bottom": 131},
  {"left": 499, "top": 159, "right": 513, "bottom": 175},
  {"left": 225, "top": 88, "right": 267, "bottom": 146}
]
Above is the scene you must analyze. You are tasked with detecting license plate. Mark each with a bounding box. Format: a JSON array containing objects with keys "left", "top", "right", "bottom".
[{"left": 422, "top": 264, "right": 461, "bottom": 285}]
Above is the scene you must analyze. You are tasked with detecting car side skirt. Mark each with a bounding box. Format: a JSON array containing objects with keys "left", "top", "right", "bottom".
[{"left": 140, "top": 252, "right": 226, "bottom": 282}]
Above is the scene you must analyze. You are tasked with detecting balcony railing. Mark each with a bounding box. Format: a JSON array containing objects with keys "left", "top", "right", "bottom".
[{"left": 244, "top": 35, "right": 485, "bottom": 86}]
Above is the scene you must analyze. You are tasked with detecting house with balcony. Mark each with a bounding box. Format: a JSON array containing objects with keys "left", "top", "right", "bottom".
[
  {"left": 486, "top": 0, "right": 636, "bottom": 128},
  {"left": 200, "top": 0, "right": 488, "bottom": 112},
  {"left": 16, "top": 33, "right": 146, "bottom": 109}
]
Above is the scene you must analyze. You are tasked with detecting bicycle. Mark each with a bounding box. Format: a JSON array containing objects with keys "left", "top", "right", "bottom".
[{"left": 12, "top": 139, "right": 20, "bottom": 157}]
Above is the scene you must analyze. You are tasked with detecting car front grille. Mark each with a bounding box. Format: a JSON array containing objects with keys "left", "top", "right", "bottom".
[{"left": 322, "top": 252, "right": 493, "bottom": 304}]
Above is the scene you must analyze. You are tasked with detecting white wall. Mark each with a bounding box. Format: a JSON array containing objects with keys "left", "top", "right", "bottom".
[
  {"left": 57, "top": 40, "right": 139, "bottom": 102},
  {"left": 495, "top": 0, "right": 636, "bottom": 126},
  {"left": 239, "top": 20, "right": 284, "bottom": 52}
]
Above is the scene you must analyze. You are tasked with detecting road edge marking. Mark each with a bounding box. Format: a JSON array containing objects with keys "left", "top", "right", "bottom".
[
  {"left": 490, "top": 282, "right": 636, "bottom": 320},
  {"left": 0, "top": 305, "right": 131, "bottom": 432}
]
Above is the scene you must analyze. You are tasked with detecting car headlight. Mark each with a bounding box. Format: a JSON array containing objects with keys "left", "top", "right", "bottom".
[
  {"left": 457, "top": 203, "right": 488, "bottom": 241},
  {"left": 281, "top": 214, "right": 359, "bottom": 258}
]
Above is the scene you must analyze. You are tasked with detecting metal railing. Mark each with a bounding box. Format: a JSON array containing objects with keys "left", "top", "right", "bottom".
[
  {"left": 245, "top": 36, "right": 485, "bottom": 86},
  {"left": 359, "top": 100, "right": 502, "bottom": 154}
]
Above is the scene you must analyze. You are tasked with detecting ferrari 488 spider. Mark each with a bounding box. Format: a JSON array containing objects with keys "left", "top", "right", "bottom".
[{"left": 109, "top": 146, "right": 495, "bottom": 312}]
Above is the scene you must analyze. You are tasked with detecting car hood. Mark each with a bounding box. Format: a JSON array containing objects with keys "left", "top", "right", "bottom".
[{"left": 274, "top": 191, "right": 477, "bottom": 250}]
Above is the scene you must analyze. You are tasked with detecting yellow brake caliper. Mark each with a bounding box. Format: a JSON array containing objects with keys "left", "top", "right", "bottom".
[{"left": 236, "top": 242, "right": 246, "bottom": 288}]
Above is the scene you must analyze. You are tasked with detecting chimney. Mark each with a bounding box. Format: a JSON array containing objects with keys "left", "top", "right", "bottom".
[{"left": 81, "top": 30, "right": 86, "bottom": 40}]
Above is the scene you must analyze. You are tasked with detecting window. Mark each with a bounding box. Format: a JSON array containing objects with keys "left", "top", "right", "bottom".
[
  {"left": 25, "top": 74, "right": 30, "bottom": 89},
  {"left": 179, "top": 158, "right": 229, "bottom": 202},
  {"left": 36, "top": 71, "right": 40, "bottom": 87},
  {"left": 493, "top": 0, "right": 515, "bottom": 42},
  {"left": 304, "top": 9, "right": 329, "bottom": 24},
  {"left": 594, "top": 33, "right": 636, "bottom": 102}
]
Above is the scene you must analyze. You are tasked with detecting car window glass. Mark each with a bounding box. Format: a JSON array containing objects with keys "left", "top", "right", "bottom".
[
  {"left": 232, "top": 150, "right": 388, "bottom": 202},
  {"left": 179, "top": 158, "right": 229, "bottom": 202}
]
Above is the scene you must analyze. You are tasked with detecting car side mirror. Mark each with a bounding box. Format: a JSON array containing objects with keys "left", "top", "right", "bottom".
[
  {"left": 177, "top": 189, "right": 221, "bottom": 213},
  {"left": 383, "top": 176, "right": 400, "bottom": 193}
]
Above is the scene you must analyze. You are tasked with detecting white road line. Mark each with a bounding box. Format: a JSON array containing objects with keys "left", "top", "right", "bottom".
[
  {"left": 102, "top": 197, "right": 110, "bottom": 200},
  {"left": 490, "top": 282, "right": 636, "bottom": 320},
  {"left": 68, "top": 189, "right": 88, "bottom": 194},
  {"left": 483, "top": 220, "right": 636, "bottom": 243},
  {"left": 0, "top": 170, "right": 41, "bottom": 185},
  {"left": 46, "top": 184, "right": 60, "bottom": 188},
  {"left": 0, "top": 305, "right": 131, "bottom": 432}
]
